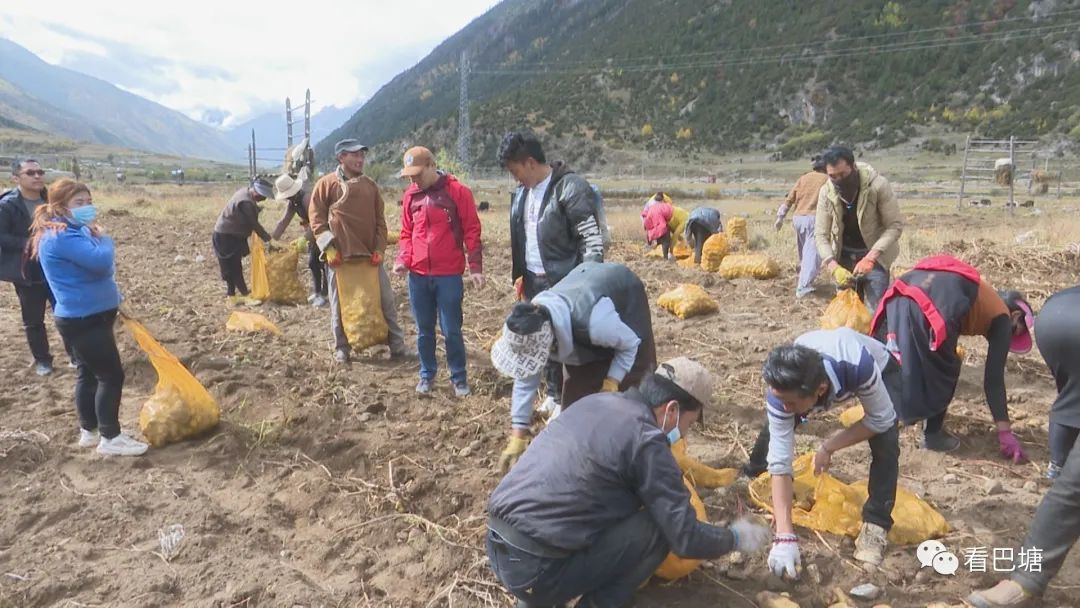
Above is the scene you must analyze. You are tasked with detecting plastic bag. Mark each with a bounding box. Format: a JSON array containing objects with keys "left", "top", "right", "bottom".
[
  {"left": 249, "top": 235, "right": 307, "bottom": 304},
  {"left": 658, "top": 284, "right": 719, "bottom": 319},
  {"left": 727, "top": 216, "right": 748, "bottom": 247},
  {"left": 700, "top": 233, "right": 729, "bottom": 272},
  {"left": 226, "top": 311, "right": 282, "bottom": 335},
  {"left": 123, "top": 317, "right": 220, "bottom": 448},
  {"left": 749, "top": 454, "right": 949, "bottom": 544},
  {"left": 839, "top": 405, "right": 865, "bottom": 428},
  {"left": 718, "top": 254, "right": 780, "bottom": 280},
  {"left": 820, "top": 289, "right": 871, "bottom": 334},
  {"left": 677, "top": 256, "right": 698, "bottom": 269},
  {"left": 336, "top": 261, "right": 388, "bottom": 350}
]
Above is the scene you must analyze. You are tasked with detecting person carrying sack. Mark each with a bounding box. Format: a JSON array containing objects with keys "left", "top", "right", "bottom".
[
  {"left": 271, "top": 173, "right": 327, "bottom": 307},
  {"left": 310, "top": 139, "right": 407, "bottom": 364},
  {"left": 212, "top": 177, "right": 276, "bottom": 304}
]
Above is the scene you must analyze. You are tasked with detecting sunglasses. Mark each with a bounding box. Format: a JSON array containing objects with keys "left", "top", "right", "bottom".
[{"left": 21, "top": 170, "right": 46, "bottom": 177}]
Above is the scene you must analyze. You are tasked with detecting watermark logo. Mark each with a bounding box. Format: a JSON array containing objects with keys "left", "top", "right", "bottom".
[{"left": 917, "top": 540, "right": 1043, "bottom": 575}]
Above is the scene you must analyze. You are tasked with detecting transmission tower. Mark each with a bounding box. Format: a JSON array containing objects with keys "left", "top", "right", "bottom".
[{"left": 457, "top": 50, "right": 471, "bottom": 172}]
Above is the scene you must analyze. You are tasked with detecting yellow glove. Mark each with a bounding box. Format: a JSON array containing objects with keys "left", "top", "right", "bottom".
[
  {"left": 324, "top": 246, "right": 343, "bottom": 268},
  {"left": 831, "top": 265, "right": 854, "bottom": 287},
  {"left": 602, "top": 377, "right": 619, "bottom": 392},
  {"left": 498, "top": 436, "right": 530, "bottom": 473}
]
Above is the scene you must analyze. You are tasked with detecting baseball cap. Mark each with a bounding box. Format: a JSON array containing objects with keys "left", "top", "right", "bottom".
[
  {"left": 400, "top": 146, "right": 435, "bottom": 178},
  {"left": 655, "top": 357, "right": 713, "bottom": 408},
  {"left": 334, "top": 139, "right": 369, "bottom": 156}
]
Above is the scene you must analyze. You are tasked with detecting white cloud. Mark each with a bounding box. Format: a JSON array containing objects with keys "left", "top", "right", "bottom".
[{"left": 1, "top": 0, "right": 497, "bottom": 127}]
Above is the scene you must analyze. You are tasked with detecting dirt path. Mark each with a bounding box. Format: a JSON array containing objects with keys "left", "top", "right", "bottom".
[{"left": 0, "top": 207, "right": 1077, "bottom": 607}]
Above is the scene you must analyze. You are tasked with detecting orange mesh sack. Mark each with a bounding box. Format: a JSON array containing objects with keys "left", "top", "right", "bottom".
[
  {"left": 700, "top": 233, "right": 729, "bottom": 272},
  {"left": 336, "top": 261, "right": 388, "bottom": 351},
  {"left": 718, "top": 254, "right": 780, "bottom": 279},
  {"left": 820, "top": 289, "right": 871, "bottom": 334},
  {"left": 749, "top": 454, "right": 948, "bottom": 544},
  {"left": 658, "top": 284, "right": 719, "bottom": 319},
  {"left": 249, "top": 235, "right": 307, "bottom": 304},
  {"left": 226, "top": 311, "right": 282, "bottom": 335},
  {"left": 123, "top": 317, "right": 220, "bottom": 447},
  {"left": 727, "top": 217, "right": 748, "bottom": 247},
  {"left": 672, "top": 242, "right": 693, "bottom": 259}
]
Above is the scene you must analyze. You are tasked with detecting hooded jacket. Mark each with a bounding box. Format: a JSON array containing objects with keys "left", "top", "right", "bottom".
[
  {"left": 641, "top": 202, "right": 673, "bottom": 242},
  {"left": 0, "top": 187, "right": 47, "bottom": 284},
  {"left": 510, "top": 162, "right": 604, "bottom": 284},
  {"left": 815, "top": 163, "right": 904, "bottom": 269},
  {"left": 397, "top": 172, "right": 483, "bottom": 276}
]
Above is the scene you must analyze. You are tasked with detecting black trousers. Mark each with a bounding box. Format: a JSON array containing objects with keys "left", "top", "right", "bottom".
[
  {"left": 13, "top": 282, "right": 56, "bottom": 365},
  {"left": 1050, "top": 422, "right": 1080, "bottom": 467},
  {"left": 55, "top": 309, "right": 125, "bottom": 439},
  {"left": 690, "top": 224, "right": 712, "bottom": 264},
  {"left": 307, "top": 239, "right": 327, "bottom": 296},
  {"left": 649, "top": 233, "right": 672, "bottom": 258},
  {"left": 744, "top": 359, "right": 902, "bottom": 530},
  {"left": 524, "top": 271, "right": 563, "bottom": 404},
  {"left": 212, "top": 232, "right": 249, "bottom": 296}
]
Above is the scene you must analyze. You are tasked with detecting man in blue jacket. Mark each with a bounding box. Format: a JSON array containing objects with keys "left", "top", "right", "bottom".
[{"left": 0, "top": 159, "right": 59, "bottom": 376}]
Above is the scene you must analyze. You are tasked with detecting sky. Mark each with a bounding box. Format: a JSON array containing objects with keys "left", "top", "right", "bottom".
[{"left": 0, "top": 0, "right": 497, "bottom": 129}]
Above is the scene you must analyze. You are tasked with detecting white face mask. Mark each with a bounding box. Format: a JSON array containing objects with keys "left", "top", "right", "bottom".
[{"left": 661, "top": 404, "right": 682, "bottom": 445}]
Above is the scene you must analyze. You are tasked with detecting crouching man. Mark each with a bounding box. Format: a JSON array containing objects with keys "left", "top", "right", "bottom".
[
  {"left": 756, "top": 328, "right": 901, "bottom": 574},
  {"left": 486, "top": 358, "right": 771, "bottom": 607}
]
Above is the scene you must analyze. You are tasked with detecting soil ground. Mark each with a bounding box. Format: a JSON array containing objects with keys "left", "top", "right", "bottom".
[{"left": 1, "top": 181, "right": 1079, "bottom": 608}]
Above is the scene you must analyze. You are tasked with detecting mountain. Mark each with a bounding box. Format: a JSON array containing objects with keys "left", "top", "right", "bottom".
[
  {"left": 0, "top": 38, "right": 238, "bottom": 162},
  {"left": 316, "top": 0, "right": 1080, "bottom": 169},
  {"left": 224, "top": 103, "right": 361, "bottom": 163}
]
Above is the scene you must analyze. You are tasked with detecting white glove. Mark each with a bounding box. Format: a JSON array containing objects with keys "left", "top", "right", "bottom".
[
  {"left": 315, "top": 231, "right": 336, "bottom": 253},
  {"left": 767, "top": 536, "right": 801, "bottom": 579},
  {"left": 729, "top": 517, "right": 771, "bottom": 553}
]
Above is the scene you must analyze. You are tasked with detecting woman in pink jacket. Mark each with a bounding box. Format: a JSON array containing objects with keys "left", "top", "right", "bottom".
[{"left": 641, "top": 193, "right": 674, "bottom": 259}]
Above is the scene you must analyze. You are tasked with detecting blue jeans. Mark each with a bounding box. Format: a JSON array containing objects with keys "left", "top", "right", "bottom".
[
  {"left": 486, "top": 510, "right": 669, "bottom": 608},
  {"left": 408, "top": 273, "right": 466, "bottom": 385}
]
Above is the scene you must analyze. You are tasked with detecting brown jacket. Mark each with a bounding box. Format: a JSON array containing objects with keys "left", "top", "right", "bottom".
[
  {"left": 214, "top": 187, "right": 272, "bottom": 241},
  {"left": 815, "top": 163, "right": 904, "bottom": 269},
  {"left": 309, "top": 168, "right": 387, "bottom": 259},
  {"left": 784, "top": 171, "right": 828, "bottom": 217}
]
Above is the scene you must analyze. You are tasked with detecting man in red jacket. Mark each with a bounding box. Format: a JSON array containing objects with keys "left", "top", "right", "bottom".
[{"left": 393, "top": 147, "right": 483, "bottom": 397}]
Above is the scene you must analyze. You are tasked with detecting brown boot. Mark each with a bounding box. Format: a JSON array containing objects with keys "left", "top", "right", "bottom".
[
  {"left": 966, "top": 580, "right": 1036, "bottom": 607},
  {"left": 853, "top": 522, "right": 887, "bottom": 565}
]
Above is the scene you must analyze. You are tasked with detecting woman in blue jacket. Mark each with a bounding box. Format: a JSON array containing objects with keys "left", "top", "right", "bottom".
[{"left": 30, "top": 179, "right": 147, "bottom": 457}]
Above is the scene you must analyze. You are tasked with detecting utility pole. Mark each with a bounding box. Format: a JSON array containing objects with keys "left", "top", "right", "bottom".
[
  {"left": 304, "top": 89, "right": 311, "bottom": 141},
  {"left": 250, "top": 130, "right": 257, "bottom": 178},
  {"left": 457, "top": 50, "right": 471, "bottom": 172},
  {"left": 286, "top": 97, "right": 293, "bottom": 148}
]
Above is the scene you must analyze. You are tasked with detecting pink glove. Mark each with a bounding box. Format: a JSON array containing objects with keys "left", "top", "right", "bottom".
[{"left": 997, "top": 429, "right": 1026, "bottom": 463}]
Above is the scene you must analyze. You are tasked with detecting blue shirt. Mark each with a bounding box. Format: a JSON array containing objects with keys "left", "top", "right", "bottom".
[{"left": 37, "top": 221, "right": 122, "bottom": 318}]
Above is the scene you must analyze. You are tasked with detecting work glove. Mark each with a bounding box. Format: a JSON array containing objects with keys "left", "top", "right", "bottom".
[
  {"left": 370, "top": 251, "right": 382, "bottom": 266},
  {"left": 853, "top": 250, "right": 880, "bottom": 276},
  {"left": 324, "top": 246, "right": 343, "bottom": 268},
  {"left": 729, "top": 517, "right": 771, "bottom": 553},
  {"left": 292, "top": 236, "right": 308, "bottom": 254},
  {"left": 767, "top": 535, "right": 801, "bottom": 579},
  {"left": 315, "top": 231, "right": 336, "bottom": 253},
  {"left": 601, "top": 377, "right": 619, "bottom": 392},
  {"left": 514, "top": 277, "right": 525, "bottom": 302},
  {"left": 997, "top": 429, "right": 1026, "bottom": 463},
  {"left": 831, "top": 265, "right": 854, "bottom": 287},
  {"left": 499, "top": 436, "right": 530, "bottom": 473}
]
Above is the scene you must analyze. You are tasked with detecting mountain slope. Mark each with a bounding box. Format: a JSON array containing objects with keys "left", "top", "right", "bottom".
[
  {"left": 317, "top": 0, "right": 1080, "bottom": 168},
  {"left": 225, "top": 103, "right": 361, "bottom": 161},
  {"left": 0, "top": 38, "right": 238, "bottom": 161}
]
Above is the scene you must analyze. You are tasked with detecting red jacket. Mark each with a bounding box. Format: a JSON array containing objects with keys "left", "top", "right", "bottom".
[
  {"left": 641, "top": 202, "right": 673, "bottom": 242},
  {"left": 396, "top": 173, "right": 483, "bottom": 276}
]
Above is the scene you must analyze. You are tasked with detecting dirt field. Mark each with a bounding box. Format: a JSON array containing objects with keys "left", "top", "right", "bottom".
[{"left": 1, "top": 179, "right": 1079, "bottom": 608}]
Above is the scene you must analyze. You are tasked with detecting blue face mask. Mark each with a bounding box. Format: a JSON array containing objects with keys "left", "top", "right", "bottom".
[
  {"left": 662, "top": 405, "right": 682, "bottom": 445},
  {"left": 70, "top": 205, "right": 97, "bottom": 225}
]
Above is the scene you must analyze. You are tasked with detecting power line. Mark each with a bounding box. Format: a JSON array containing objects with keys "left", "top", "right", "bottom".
[{"left": 473, "top": 20, "right": 1079, "bottom": 76}]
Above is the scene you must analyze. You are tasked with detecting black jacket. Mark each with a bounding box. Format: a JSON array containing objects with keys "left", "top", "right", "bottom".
[
  {"left": 510, "top": 162, "right": 604, "bottom": 285},
  {"left": 488, "top": 390, "right": 736, "bottom": 558},
  {"left": 0, "top": 188, "right": 47, "bottom": 284}
]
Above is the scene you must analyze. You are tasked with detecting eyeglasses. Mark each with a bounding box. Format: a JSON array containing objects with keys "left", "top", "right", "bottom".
[{"left": 21, "top": 170, "right": 46, "bottom": 177}]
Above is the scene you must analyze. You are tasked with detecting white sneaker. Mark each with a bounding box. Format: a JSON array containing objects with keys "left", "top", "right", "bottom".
[
  {"left": 311, "top": 295, "right": 328, "bottom": 307},
  {"left": 96, "top": 433, "right": 149, "bottom": 456},
  {"left": 78, "top": 428, "right": 100, "bottom": 448}
]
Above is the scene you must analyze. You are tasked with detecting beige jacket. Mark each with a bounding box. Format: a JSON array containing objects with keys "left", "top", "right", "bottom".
[{"left": 815, "top": 162, "right": 904, "bottom": 269}]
